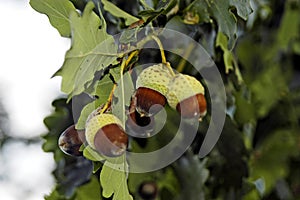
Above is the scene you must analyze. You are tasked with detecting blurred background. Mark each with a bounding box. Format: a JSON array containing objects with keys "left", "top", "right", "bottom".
[{"left": 0, "top": 0, "right": 69, "bottom": 199}]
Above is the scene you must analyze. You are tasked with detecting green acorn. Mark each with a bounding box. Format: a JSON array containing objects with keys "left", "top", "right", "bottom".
[
  {"left": 135, "top": 64, "right": 173, "bottom": 116},
  {"left": 85, "top": 113, "right": 128, "bottom": 157},
  {"left": 166, "top": 74, "right": 207, "bottom": 118}
]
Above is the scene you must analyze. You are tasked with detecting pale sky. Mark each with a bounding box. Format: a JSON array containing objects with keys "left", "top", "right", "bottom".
[{"left": 0, "top": 0, "right": 70, "bottom": 199}]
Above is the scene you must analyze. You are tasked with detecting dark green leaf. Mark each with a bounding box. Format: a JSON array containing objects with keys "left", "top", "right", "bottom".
[
  {"left": 276, "top": 3, "right": 300, "bottom": 51},
  {"left": 185, "top": 0, "right": 253, "bottom": 49},
  {"left": 173, "top": 150, "right": 209, "bottom": 199},
  {"left": 229, "top": 0, "right": 252, "bottom": 20},
  {"left": 249, "top": 129, "right": 299, "bottom": 194},
  {"left": 75, "top": 176, "right": 102, "bottom": 200},
  {"left": 250, "top": 66, "right": 288, "bottom": 118}
]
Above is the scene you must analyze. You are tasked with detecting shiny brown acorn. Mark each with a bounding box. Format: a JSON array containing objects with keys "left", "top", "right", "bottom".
[
  {"left": 58, "top": 124, "right": 85, "bottom": 157},
  {"left": 135, "top": 64, "right": 173, "bottom": 116},
  {"left": 166, "top": 74, "right": 207, "bottom": 119},
  {"left": 126, "top": 92, "right": 155, "bottom": 137},
  {"left": 85, "top": 113, "right": 128, "bottom": 157}
]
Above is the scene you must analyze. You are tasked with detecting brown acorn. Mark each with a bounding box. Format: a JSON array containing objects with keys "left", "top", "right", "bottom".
[
  {"left": 85, "top": 114, "right": 128, "bottom": 157},
  {"left": 138, "top": 181, "right": 158, "bottom": 200},
  {"left": 58, "top": 124, "right": 85, "bottom": 157},
  {"left": 166, "top": 74, "right": 207, "bottom": 119},
  {"left": 135, "top": 64, "right": 173, "bottom": 116},
  {"left": 126, "top": 92, "right": 155, "bottom": 137}
]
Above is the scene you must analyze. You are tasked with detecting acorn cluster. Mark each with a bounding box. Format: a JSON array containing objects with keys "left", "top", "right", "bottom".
[
  {"left": 59, "top": 63, "right": 207, "bottom": 158},
  {"left": 127, "top": 63, "right": 207, "bottom": 135}
]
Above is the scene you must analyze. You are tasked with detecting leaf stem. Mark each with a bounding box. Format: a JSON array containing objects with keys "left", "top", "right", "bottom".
[
  {"left": 151, "top": 35, "right": 176, "bottom": 76},
  {"left": 119, "top": 58, "right": 126, "bottom": 127},
  {"left": 151, "top": 35, "right": 167, "bottom": 64},
  {"left": 125, "top": 50, "right": 139, "bottom": 68},
  {"left": 232, "top": 56, "right": 243, "bottom": 84},
  {"left": 100, "top": 84, "right": 116, "bottom": 114}
]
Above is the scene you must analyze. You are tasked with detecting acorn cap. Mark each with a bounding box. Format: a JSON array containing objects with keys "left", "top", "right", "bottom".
[
  {"left": 166, "top": 74, "right": 205, "bottom": 109},
  {"left": 85, "top": 113, "right": 124, "bottom": 150},
  {"left": 136, "top": 63, "right": 172, "bottom": 96}
]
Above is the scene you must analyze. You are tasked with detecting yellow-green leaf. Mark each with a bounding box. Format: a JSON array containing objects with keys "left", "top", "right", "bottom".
[{"left": 100, "top": 155, "right": 133, "bottom": 200}]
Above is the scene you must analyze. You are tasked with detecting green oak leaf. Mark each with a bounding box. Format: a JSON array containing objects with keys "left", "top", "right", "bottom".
[
  {"left": 249, "top": 129, "right": 299, "bottom": 194},
  {"left": 83, "top": 145, "right": 106, "bottom": 162},
  {"left": 216, "top": 32, "right": 243, "bottom": 83},
  {"left": 54, "top": 2, "right": 118, "bottom": 100},
  {"left": 185, "top": 0, "right": 252, "bottom": 49},
  {"left": 233, "top": 90, "right": 255, "bottom": 125},
  {"left": 30, "top": 0, "right": 76, "bottom": 37},
  {"left": 119, "top": 28, "right": 140, "bottom": 44},
  {"left": 76, "top": 176, "right": 102, "bottom": 200},
  {"left": 138, "top": 0, "right": 177, "bottom": 21},
  {"left": 112, "top": 71, "right": 135, "bottom": 123},
  {"left": 100, "top": 155, "right": 133, "bottom": 200},
  {"left": 250, "top": 65, "right": 288, "bottom": 118},
  {"left": 276, "top": 2, "right": 300, "bottom": 51},
  {"left": 216, "top": 32, "right": 234, "bottom": 73},
  {"left": 109, "top": 67, "right": 122, "bottom": 83},
  {"left": 91, "top": 75, "right": 115, "bottom": 99},
  {"left": 76, "top": 75, "right": 114, "bottom": 129},
  {"left": 76, "top": 102, "right": 97, "bottom": 130},
  {"left": 229, "top": 0, "right": 252, "bottom": 20},
  {"left": 173, "top": 150, "right": 209, "bottom": 199},
  {"left": 101, "top": 0, "right": 139, "bottom": 26},
  {"left": 44, "top": 189, "right": 68, "bottom": 200},
  {"left": 205, "top": 0, "right": 237, "bottom": 49}
]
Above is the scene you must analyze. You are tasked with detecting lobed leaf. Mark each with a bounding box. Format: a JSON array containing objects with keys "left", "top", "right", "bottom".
[
  {"left": 101, "top": 0, "right": 139, "bottom": 26},
  {"left": 100, "top": 155, "right": 133, "bottom": 200},
  {"left": 229, "top": 0, "right": 252, "bottom": 20},
  {"left": 216, "top": 32, "right": 243, "bottom": 83},
  {"left": 54, "top": 2, "right": 118, "bottom": 100},
  {"left": 30, "top": 0, "right": 76, "bottom": 37},
  {"left": 185, "top": 0, "right": 252, "bottom": 49}
]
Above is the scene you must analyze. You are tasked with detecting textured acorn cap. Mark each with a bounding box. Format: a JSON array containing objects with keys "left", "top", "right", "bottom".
[
  {"left": 166, "top": 74, "right": 205, "bottom": 109},
  {"left": 136, "top": 64, "right": 173, "bottom": 96},
  {"left": 85, "top": 113, "right": 124, "bottom": 150}
]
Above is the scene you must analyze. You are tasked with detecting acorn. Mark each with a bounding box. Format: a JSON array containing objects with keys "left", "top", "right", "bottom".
[
  {"left": 135, "top": 64, "right": 173, "bottom": 116},
  {"left": 58, "top": 124, "right": 85, "bottom": 157},
  {"left": 138, "top": 181, "right": 158, "bottom": 200},
  {"left": 85, "top": 113, "right": 128, "bottom": 157},
  {"left": 166, "top": 74, "right": 207, "bottom": 119},
  {"left": 126, "top": 92, "right": 155, "bottom": 137}
]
